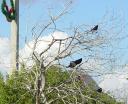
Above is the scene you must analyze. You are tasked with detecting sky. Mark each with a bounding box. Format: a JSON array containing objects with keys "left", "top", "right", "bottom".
[
  {"left": 0, "top": 0, "right": 128, "bottom": 102},
  {"left": 0, "top": 0, "right": 128, "bottom": 38},
  {"left": 0, "top": 0, "right": 128, "bottom": 54}
]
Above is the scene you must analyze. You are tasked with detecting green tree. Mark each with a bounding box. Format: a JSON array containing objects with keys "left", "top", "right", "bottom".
[{"left": 0, "top": 67, "right": 124, "bottom": 104}]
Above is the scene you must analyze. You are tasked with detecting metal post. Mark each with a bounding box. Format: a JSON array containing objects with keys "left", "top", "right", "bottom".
[{"left": 10, "top": 0, "right": 19, "bottom": 74}]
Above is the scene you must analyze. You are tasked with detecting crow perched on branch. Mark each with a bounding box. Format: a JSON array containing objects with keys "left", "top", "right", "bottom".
[
  {"left": 67, "top": 58, "right": 82, "bottom": 68},
  {"left": 91, "top": 25, "right": 98, "bottom": 31}
]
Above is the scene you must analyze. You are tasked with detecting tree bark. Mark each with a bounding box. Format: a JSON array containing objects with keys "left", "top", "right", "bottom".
[{"left": 36, "top": 69, "right": 45, "bottom": 104}]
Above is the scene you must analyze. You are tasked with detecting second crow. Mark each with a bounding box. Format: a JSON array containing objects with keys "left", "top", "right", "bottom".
[{"left": 67, "top": 58, "right": 82, "bottom": 68}]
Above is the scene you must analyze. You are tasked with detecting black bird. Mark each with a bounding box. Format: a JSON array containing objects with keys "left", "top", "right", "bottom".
[
  {"left": 91, "top": 25, "right": 98, "bottom": 31},
  {"left": 67, "top": 58, "right": 82, "bottom": 68},
  {"left": 97, "top": 88, "right": 102, "bottom": 93}
]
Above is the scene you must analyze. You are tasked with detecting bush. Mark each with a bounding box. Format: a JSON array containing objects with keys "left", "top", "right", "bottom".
[{"left": 0, "top": 66, "right": 124, "bottom": 104}]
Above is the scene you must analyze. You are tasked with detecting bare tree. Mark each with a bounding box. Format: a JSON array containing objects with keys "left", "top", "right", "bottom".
[
  {"left": 18, "top": 1, "right": 127, "bottom": 104},
  {"left": 29, "top": 14, "right": 100, "bottom": 104}
]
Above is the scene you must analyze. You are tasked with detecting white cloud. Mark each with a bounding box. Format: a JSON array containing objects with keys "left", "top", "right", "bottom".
[
  {"left": 0, "top": 31, "right": 68, "bottom": 73},
  {"left": 0, "top": 38, "right": 11, "bottom": 73},
  {"left": 99, "top": 71, "right": 128, "bottom": 103},
  {"left": 20, "top": 31, "right": 68, "bottom": 67}
]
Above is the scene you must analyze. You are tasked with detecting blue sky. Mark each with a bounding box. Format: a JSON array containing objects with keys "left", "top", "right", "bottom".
[
  {"left": 0, "top": 0, "right": 128, "bottom": 63},
  {"left": 0, "top": 0, "right": 128, "bottom": 43}
]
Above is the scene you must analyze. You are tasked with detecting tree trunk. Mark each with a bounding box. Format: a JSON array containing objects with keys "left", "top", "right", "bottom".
[{"left": 36, "top": 71, "right": 45, "bottom": 104}]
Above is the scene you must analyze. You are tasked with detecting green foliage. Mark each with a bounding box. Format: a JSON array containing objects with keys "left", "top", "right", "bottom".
[
  {"left": 0, "top": 66, "right": 124, "bottom": 104},
  {"left": 0, "top": 72, "right": 34, "bottom": 104},
  {"left": 44, "top": 66, "right": 123, "bottom": 104},
  {"left": 45, "top": 66, "right": 70, "bottom": 86}
]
